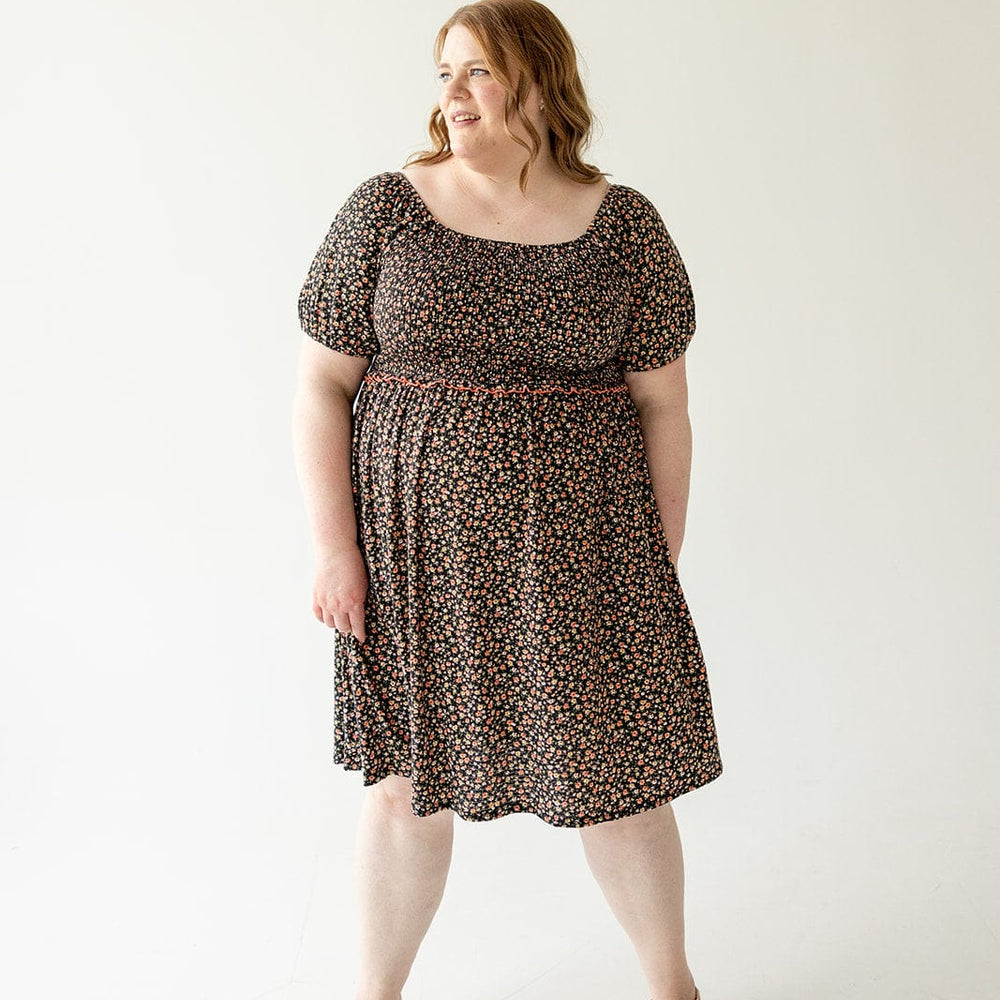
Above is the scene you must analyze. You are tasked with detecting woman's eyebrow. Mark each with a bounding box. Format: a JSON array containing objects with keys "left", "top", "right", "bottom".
[{"left": 437, "top": 59, "right": 487, "bottom": 69}]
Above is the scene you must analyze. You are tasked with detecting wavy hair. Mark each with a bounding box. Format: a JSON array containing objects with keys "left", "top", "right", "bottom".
[{"left": 404, "top": 0, "right": 605, "bottom": 191}]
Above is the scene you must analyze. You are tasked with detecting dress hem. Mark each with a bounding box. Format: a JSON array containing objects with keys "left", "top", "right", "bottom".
[{"left": 332, "top": 755, "right": 724, "bottom": 829}]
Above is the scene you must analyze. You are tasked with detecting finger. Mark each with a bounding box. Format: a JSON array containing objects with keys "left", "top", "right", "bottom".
[
  {"left": 313, "top": 601, "right": 325, "bottom": 623},
  {"left": 348, "top": 609, "right": 367, "bottom": 644},
  {"left": 333, "top": 612, "right": 353, "bottom": 636}
]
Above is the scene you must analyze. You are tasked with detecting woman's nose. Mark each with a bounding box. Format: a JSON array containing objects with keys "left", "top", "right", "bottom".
[{"left": 442, "top": 76, "right": 468, "bottom": 102}]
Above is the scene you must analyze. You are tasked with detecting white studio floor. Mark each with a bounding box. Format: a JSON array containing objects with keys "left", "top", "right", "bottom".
[{"left": 3, "top": 733, "right": 997, "bottom": 1000}]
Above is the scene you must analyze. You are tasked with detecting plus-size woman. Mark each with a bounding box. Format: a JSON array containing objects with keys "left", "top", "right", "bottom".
[{"left": 292, "top": 3, "right": 723, "bottom": 998}]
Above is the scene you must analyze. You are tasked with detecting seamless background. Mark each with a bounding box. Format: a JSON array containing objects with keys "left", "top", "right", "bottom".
[{"left": 2, "top": 2, "right": 998, "bottom": 999}]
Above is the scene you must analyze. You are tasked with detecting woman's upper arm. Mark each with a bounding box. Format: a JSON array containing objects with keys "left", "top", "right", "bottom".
[
  {"left": 616, "top": 188, "right": 697, "bottom": 372},
  {"left": 296, "top": 336, "right": 371, "bottom": 403},
  {"left": 297, "top": 174, "right": 396, "bottom": 359},
  {"left": 623, "top": 355, "right": 689, "bottom": 415}
]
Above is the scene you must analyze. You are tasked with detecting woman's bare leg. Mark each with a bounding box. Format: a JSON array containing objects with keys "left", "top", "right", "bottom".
[
  {"left": 353, "top": 774, "right": 455, "bottom": 1000},
  {"left": 578, "top": 801, "right": 698, "bottom": 1000}
]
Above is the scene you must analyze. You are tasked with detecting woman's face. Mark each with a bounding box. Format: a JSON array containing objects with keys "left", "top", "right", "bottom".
[{"left": 437, "top": 24, "right": 541, "bottom": 165}]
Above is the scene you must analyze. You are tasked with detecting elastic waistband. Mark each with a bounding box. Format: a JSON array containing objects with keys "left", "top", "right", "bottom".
[{"left": 363, "top": 355, "right": 628, "bottom": 397}]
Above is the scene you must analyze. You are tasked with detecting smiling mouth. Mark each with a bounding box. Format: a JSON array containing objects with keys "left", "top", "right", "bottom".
[{"left": 451, "top": 113, "right": 481, "bottom": 123}]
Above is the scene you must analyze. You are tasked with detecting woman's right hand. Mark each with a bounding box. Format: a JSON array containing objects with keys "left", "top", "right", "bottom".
[{"left": 312, "top": 544, "right": 369, "bottom": 643}]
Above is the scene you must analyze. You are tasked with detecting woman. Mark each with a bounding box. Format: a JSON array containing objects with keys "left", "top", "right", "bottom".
[{"left": 293, "top": 2, "right": 723, "bottom": 998}]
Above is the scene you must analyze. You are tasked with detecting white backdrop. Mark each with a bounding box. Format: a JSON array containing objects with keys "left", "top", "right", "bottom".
[{"left": 2, "top": 2, "right": 997, "bottom": 999}]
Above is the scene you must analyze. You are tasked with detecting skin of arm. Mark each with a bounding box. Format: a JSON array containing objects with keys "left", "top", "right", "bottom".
[
  {"left": 623, "top": 355, "right": 692, "bottom": 567},
  {"left": 292, "top": 337, "right": 372, "bottom": 641}
]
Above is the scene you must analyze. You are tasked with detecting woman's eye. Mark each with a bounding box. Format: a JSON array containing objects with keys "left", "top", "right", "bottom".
[{"left": 437, "top": 68, "right": 488, "bottom": 82}]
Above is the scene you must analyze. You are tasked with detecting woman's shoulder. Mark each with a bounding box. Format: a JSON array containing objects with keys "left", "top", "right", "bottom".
[
  {"left": 320, "top": 171, "right": 419, "bottom": 246},
  {"left": 339, "top": 170, "right": 411, "bottom": 214},
  {"left": 605, "top": 181, "right": 667, "bottom": 226},
  {"left": 596, "top": 181, "right": 690, "bottom": 275},
  {"left": 600, "top": 182, "right": 686, "bottom": 260}
]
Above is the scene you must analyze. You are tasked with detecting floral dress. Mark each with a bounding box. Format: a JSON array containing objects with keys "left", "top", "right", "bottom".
[{"left": 298, "top": 170, "right": 723, "bottom": 827}]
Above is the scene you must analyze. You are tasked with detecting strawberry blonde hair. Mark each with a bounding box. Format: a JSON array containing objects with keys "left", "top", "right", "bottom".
[{"left": 404, "top": 0, "right": 606, "bottom": 191}]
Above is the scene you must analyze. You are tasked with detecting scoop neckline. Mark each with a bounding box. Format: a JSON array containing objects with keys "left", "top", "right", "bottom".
[{"left": 394, "top": 170, "right": 615, "bottom": 248}]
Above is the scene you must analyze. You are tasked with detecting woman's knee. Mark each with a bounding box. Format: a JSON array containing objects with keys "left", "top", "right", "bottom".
[
  {"left": 368, "top": 773, "right": 454, "bottom": 824},
  {"left": 579, "top": 800, "right": 675, "bottom": 846}
]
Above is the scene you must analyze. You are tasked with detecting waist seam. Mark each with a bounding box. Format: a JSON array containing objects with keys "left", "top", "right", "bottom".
[{"left": 362, "top": 372, "right": 629, "bottom": 397}]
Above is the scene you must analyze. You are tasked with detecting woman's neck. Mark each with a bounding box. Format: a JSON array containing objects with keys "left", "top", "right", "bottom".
[{"left": 448, "top": 152, "right": 565, "bottom": 206}]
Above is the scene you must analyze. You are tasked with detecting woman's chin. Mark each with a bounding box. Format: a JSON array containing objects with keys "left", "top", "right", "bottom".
[
  {"left": 448, "top": 137, "right": 479, "bottom": 160},
  {"left": 449, "top": 141, "right": 513, "bottom": 171}
]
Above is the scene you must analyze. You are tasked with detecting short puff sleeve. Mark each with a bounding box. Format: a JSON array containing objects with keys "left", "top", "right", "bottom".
[
  {"left": 297, "top": 173, "right": 398, "bottom": 357},
  {"left": 617, "top": 188, "right": 697, "bottom": 371}
]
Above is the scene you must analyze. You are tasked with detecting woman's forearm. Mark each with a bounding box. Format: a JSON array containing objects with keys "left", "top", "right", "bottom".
[
  {"left": 292, "top": 383, "right": 360, "bottom": 557},
  {"left": 634, "top": 404, "right": 692, "bottom": 565}
]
